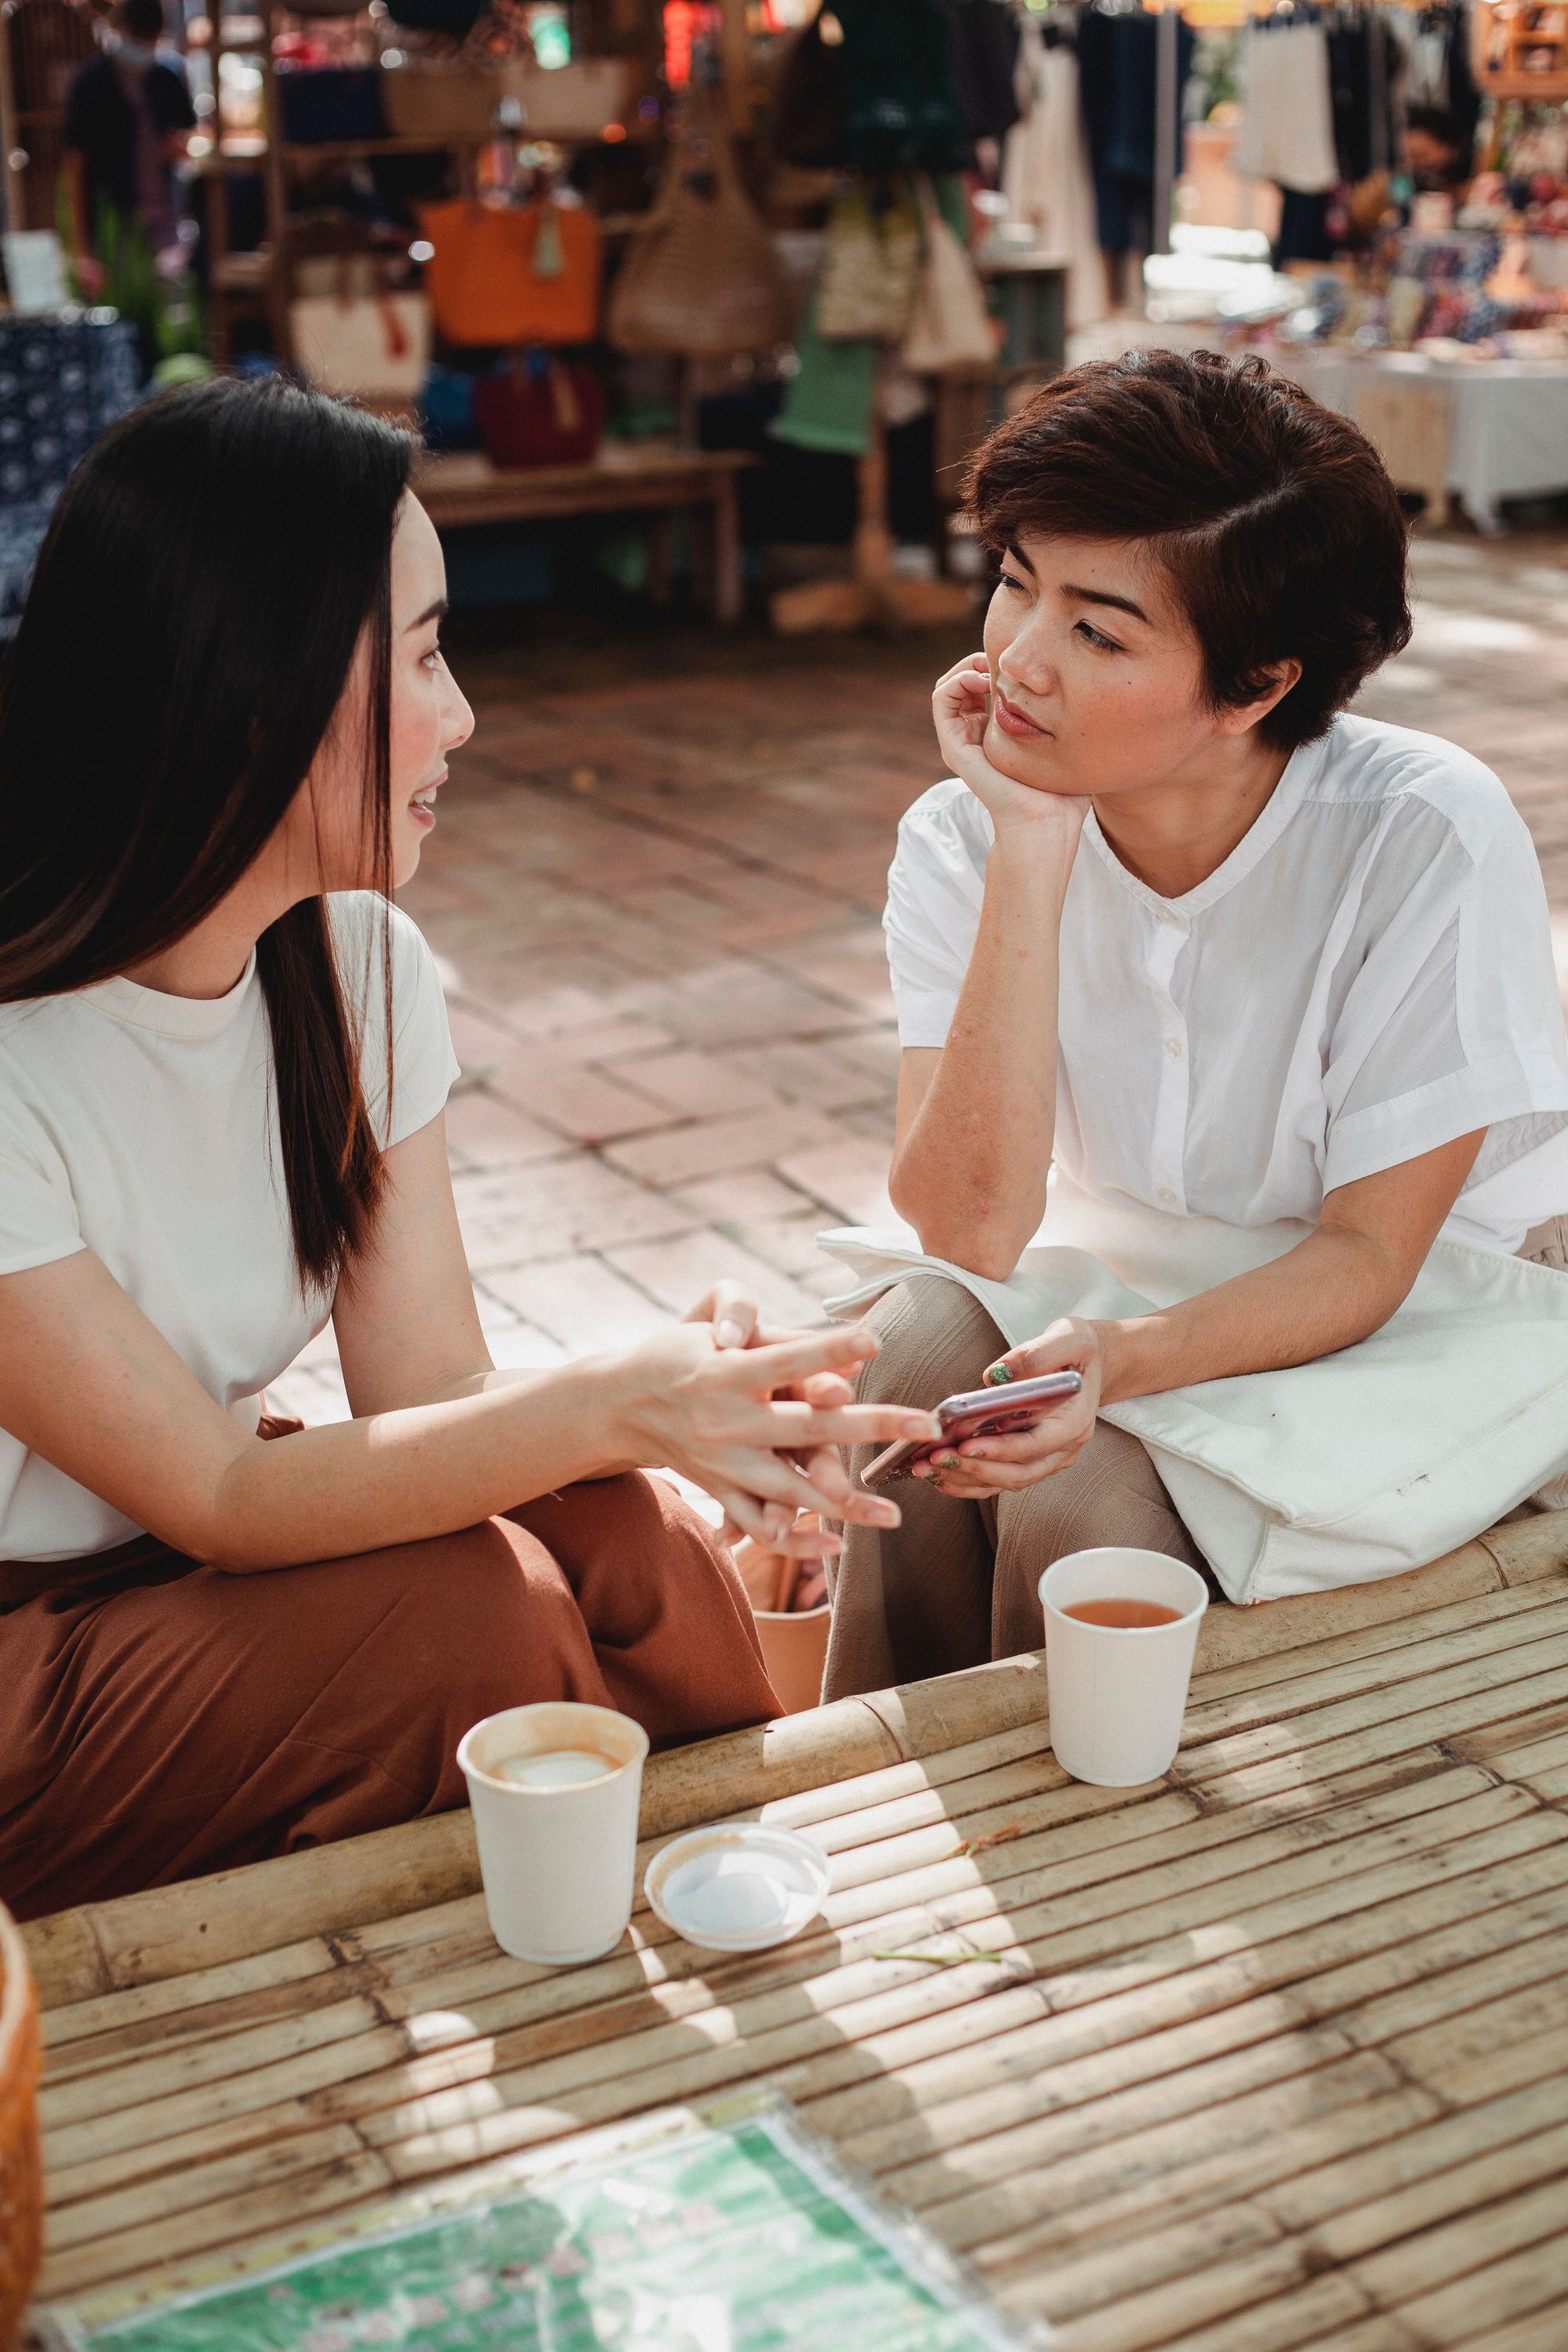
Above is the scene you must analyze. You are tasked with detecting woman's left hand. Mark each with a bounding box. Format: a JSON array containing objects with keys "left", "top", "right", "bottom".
[{"left": 913, "top": 1316, "right": 1104, "bottom": 1498}]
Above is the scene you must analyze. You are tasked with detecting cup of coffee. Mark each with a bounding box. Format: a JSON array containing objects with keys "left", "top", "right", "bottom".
[
  {"left": 1038, "top": 1548, "right": 1209, "bottom": 1788},
  {"left": 456, "top": 1700, "right": 649, "bottom": 1965}
]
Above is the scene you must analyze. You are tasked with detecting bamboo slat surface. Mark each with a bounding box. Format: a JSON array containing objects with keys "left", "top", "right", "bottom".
[{"left": 24, "top": 1514, "right": 1568, "bottom": 2352}]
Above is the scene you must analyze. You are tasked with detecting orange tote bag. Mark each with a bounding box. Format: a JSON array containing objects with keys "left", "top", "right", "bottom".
[{"left": 418, "top": 198, "right": 602, "bottom": 347}]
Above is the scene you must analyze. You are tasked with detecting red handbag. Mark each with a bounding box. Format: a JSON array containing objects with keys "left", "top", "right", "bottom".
[{"left": 472, "top": 354, "right": 605, "bottom": 468}]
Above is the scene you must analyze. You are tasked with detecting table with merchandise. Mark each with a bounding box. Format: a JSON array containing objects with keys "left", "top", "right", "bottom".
[
  {"left": 412, "top": 445, "right": 759, "bottom": 626},
  {"left": 22, "top": 1507, "right": 1568, "bottom": 2352}
]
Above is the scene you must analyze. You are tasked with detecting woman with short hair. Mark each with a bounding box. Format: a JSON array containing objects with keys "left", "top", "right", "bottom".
[
  {"left": 0, "top": 377, "right": 935, "bottom": 1917},
  {"left": 825, "top": 348, "right": 1568, "bottom": 1699}
]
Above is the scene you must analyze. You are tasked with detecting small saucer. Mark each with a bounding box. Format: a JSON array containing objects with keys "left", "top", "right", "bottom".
[{"left": 644, "top": 1824, "right": 831, "bottom": 1954}]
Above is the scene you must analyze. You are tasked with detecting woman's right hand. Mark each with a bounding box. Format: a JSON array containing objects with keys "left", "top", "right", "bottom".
[
  {"left": 933, "top": 652, "right": 1090, "bottom": 853},
  {"left": 608, "top": 1320, "right": 939, "bottom": 1548}
]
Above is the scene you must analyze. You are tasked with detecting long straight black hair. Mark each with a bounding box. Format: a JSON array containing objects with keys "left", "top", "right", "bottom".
[{"left": 0, "top": 375, "right": 414, "bottom": 1291}]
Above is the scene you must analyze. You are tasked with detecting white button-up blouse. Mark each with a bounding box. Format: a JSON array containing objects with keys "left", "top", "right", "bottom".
[{"left": 884, "top": 714, "right": 1568, "bottom": 1255}]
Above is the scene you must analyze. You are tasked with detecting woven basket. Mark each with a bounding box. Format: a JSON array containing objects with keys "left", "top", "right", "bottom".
[
  {"left": 608, "top": 86, "right": 791, "bottom": 358},
  {"left": 0, "top": 1907, "right": 40, "bottom": 2352}
]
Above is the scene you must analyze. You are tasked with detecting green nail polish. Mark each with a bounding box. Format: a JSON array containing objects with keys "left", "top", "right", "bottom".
[{"left": 984, "top": 1363, "right": 1013, "bottom": 1386}]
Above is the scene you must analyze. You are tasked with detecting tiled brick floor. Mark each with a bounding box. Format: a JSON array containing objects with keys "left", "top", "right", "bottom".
[{"left": 271, "top": 531, "right": 1568, "bottom": 1423}]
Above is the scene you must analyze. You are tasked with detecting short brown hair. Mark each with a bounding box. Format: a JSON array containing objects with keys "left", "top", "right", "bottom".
[{"left": 966, "top": 349, "right": 1411, "bottom": 750}]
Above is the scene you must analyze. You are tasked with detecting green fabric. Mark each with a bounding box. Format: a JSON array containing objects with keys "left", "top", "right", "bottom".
[
  {"left": 933, "top": 172, "right": 971, "bottom": 247},
  {"left": 837, "top": 0, "right": 971, "bottom": 174},
  {"left": 770, "top": 289, "right": 878, "bottom": 457}
]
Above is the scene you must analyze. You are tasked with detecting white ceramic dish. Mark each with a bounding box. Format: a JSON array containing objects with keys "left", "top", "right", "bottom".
[{"left": 644, "top": 1824, "right": 831, "bottom": 1954}]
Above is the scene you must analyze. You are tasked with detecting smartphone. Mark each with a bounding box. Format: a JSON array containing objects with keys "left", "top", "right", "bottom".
[{"left": 859, "top": 1370, "right": 1083, "bottom": 1489}]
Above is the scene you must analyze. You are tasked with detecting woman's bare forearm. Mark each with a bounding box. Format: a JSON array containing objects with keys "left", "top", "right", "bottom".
[
  {"left": 1099, "top": 1226, "right": 1410, "bottom": 1403},
  {"left": 891, "top": 833, "right": 1076, "bottom": 1277},
  {"left": 209, "top": 1355, "right": 630, "bottom": 1569}
]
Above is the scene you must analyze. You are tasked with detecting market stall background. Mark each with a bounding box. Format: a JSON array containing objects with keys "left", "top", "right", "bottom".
[{"left": 1, "top": 0, "right": 1564, "bottom": 635}]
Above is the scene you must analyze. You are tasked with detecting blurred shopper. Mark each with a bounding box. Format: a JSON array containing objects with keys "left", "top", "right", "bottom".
[
  {"left": 64, "top": 0, "right": 196, "bottom": 279},
  {"left": 0, "top": 379, "right": 935, "bottom": 1917},
  {"left": 826, "top": 350, "right": 1568, "bottom": 1697}
]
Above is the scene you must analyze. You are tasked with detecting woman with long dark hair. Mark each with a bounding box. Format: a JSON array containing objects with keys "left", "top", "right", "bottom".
[{"left": 0, "top": 377, "right": 934, "bottom": 1918}]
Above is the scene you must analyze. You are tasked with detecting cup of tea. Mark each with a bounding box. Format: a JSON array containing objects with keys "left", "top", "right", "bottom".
[
  {"left": 1038, "top": 1548, "right": 1209, "bottom": 1788},
  {"left": 457, "top": 1700, "right": 649, "bottom": 1965}
]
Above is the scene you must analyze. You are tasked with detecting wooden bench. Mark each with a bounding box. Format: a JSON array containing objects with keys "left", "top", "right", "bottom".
[
  {"left": 412, "top": 444, "right": 758, "bottom": 625},
  {"left": 25, "top": 1507, "right": 1568, "bottom": 2350}
]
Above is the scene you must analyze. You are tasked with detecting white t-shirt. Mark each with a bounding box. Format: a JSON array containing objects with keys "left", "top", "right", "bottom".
[
  {"left": 884, "top": 714, "right": 1568, "bottom": 1256},
  {"left": 0, "top": 894, "right": 459, "bottom": 1562}
]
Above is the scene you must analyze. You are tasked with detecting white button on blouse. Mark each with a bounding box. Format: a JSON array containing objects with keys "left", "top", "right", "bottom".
[{"left": 884, "top": 714, "right": 1568, "bottom": 1255}]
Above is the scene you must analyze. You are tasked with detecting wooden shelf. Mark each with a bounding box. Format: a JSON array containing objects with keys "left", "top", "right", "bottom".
[
  {"left": 281, "top": 134, "right": 488, "bottom": 162},
  {"left": 211, "top": 249, "right": 272, "bottom": 291}
]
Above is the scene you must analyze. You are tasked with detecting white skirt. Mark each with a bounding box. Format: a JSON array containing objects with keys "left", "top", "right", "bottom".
[{"left": 821, "top": 1174, "right": 1568, "bottom": 1605}]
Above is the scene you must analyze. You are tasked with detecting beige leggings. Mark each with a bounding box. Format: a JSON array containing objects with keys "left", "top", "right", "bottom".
[{"left": 823, "top": 1277, "right": 1206, "bottom": 1702}]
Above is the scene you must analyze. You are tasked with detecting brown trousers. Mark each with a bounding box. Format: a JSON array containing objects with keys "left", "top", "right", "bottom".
[
  {"left": 0, "top": 1468, "right": 778, "bottom": 1922},
  {"left": 824, "top": 1278, "right": 1204, "bottom": 1701}
]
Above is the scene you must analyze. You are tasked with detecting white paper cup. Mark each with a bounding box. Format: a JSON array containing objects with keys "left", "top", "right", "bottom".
[
  {"left": 456, "top": 1700, "right": 648, "bottom": 1965},
  {"left": 1038, "top": 1548, "right": 1209, "bottom": 1788}
]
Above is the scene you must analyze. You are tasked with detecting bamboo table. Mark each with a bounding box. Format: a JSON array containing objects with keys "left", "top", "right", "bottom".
[{"left": 24, "top": 1511, "right": 1568, "bottom": 2351}]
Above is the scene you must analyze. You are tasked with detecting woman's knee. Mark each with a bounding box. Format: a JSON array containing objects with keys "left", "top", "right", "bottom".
[
  {"left": 855, "top": 1279, "right": 1004, "bottom": 1410},
  {"left": 368, "top": 1516, "right": 587, "bottom": 1722}
]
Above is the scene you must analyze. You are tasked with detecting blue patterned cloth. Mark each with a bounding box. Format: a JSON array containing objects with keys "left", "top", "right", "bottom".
[{"left": 0, "top": 312, "right": 141, "bottom": 636}]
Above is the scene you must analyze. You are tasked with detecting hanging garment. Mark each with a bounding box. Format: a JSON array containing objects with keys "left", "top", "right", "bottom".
[
  {"left": 1076, "top": 5, "right": 1194, "bottom": 257},
  {"left": 771, "top": 9, "right": 847, "bottom": 169},
  {"left": 1272, "top": 186, "right": 1336, "bottom": 266},
  {"left": 769, "top": 289, "right": 879, "bottom": 457},
  {"left": 1001, "top": 22, "right": 1106, "bottom": 330},
  {"left": 834, "top": 0, "right": 972, "bottom": 175},
  {"left": 901, "top": 173, "right": 996, "bottom": 369},
  {"left": 1234, "top": 20, "right": 1339, "bottom": 196},
  {"left": 944, "top": 0, "right": 1021, "bottom": 143},
  {"left": 1328, "top": 16, "right": 1402, "bottom": 186}
]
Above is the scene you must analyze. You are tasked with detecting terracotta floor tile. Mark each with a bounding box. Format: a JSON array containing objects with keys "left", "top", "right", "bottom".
[
  {"left": 671, "top": 1169, "right": 819, "bottom": 1227},
  {"left": 488, "top": 1053, "right": 676, "bottom": 1147},
  {"left": 604, "top": 1229, "right": 827, "bottom": 1329},
  {"left": 720, "top": 1037, "right": 891, "bottom": 1113},
  {"left": 604, "top": 1104, "right": 840, "bottom": 1189},
  {"left": 444, "top": 1089, "right": 568, "bottom": 1171},
  {"left": 453, "top": 1158, "right": 695, "bottom": 1270},
  {"left": 774, "top": 1134, "right": 908, "bottom": 1229},
  {"left": 482, "top": 1254, "right": 673, "bottom": 1352},
  {"left": 617, "top": 1048, "right": 780, "bottom": 1122},
  {"left": 470, "top": 1288, "right": 571, "bottom": 1370}
]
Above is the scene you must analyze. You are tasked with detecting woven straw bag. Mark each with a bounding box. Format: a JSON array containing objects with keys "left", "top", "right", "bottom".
[
  {"left": 815, "top": 180, "right": 922, "bottom": 342},
  {"left": 608, "top": 88, "right": 791, "bottom": 358},
  {"left": 0, "top": 1906, "right": 40, "bottom": 2351},
  {"left": 900, "top": 176, "right": 996, "bottom": 372}
]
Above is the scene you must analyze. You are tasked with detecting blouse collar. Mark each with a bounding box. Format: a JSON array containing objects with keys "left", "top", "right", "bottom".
[
  {"left": 78, "top": 952, "right": 260, "bottom": 1040},
  {"left": 1082, "top": 726, "right": 1335, "bottom": 923}
]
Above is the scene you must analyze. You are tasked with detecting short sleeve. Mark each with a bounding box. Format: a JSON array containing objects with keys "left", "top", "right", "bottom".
[
  {"left": 884, "top": 781, "right": 991, "bottom": 1048},
  {"left": 1322, "top": 788, "right": 1568, "bottom": 1196},
  {"left": 329, "top": 895, "right": 460, "bottom": 1149},
  {"left": 0, "top": 1073, "right": 85, "bottom": 1279},
  {"left": 152, "top": 61, "right": 197, "bottom": 134}
]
